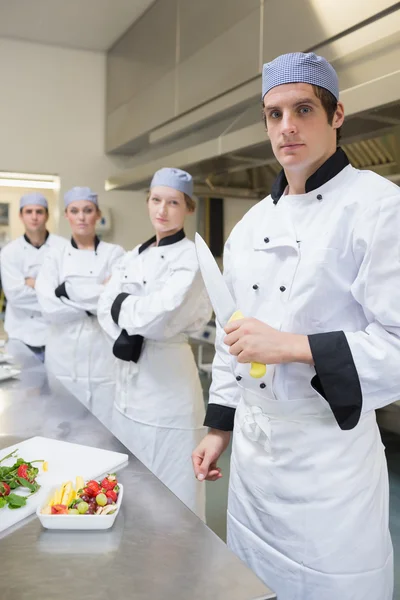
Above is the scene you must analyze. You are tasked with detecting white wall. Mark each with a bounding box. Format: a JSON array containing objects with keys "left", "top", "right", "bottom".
[
  {"left": 224, "top": 197, "right": 260, "bottom": 240},
  {"left": 0, "top": 39, "right": 253, "bottom": 250},
  {"left": 0, "top": 38, "right": 153, "bottom": 250}
]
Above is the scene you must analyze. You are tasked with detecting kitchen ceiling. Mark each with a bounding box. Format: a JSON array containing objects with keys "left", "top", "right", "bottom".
[{"left": 0, "top": 0, "right": 155, "bottom": 51}]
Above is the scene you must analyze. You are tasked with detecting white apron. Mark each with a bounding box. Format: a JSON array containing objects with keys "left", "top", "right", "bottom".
[
  {"left": 45, "top": 316, "right": 117, "bottom": 424},
  {"left": 36, "top": 239, "right": 124, "bottom": 425},
  {"left": 98, "top": 233, "right": 211, "bottom": 518},
  {"left": 227, "top": 388, "right": 393, "bottom": 600},
  {"left": 207, "top": 162, "right": 400, "bottom": 599},
  {"left": 111, "top": 335, "right": 207, "bottom": 519}
]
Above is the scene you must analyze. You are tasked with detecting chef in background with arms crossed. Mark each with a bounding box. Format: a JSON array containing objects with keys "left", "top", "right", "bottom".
[
  {"left": 1, "top": 193, "right": 66, "bottom": 361},
  {"left": 192, "top": 52, "right": 400, "bottom": 600},
  {"left": 35, "top": 186, "right": 124, "bottom": 425},
  {"left": 98, "top": 168, "right": 211, "bottom": 519}
]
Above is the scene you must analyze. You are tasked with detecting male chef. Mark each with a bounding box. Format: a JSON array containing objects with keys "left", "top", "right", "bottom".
[
  {"left": 193, "top": 52, "right": 399, "bottom": 600},
  {"left": 1, "top": 193, "right": 66, "bottom": 361}
]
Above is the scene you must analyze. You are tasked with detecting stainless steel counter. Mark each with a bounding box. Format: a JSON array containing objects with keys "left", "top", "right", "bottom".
[{"left": 0, "top": 341, "right": 276, "bottom": 600}]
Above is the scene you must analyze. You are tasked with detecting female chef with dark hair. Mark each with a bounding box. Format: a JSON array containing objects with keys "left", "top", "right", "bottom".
[
  {"left": 98, "top": 168, "right": 211, "bottom": 519},
  {"left": 36, "top": 187, "right": 124, "bottom": 425}
]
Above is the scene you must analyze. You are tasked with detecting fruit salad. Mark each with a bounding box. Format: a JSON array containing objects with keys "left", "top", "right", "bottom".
[{"left": 41, "top": 474, "right": 120, "bottom": 516}]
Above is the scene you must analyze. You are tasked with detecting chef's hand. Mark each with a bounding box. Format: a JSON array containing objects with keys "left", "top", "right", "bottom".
[
  {"left": 224, "top": 317, "right": 313, "bottom": 365},
  {"left": 192, "top": 429, "right": 231, "bottom": 482},
  {"left": 25, "top": 277, "right": 36, "bottom": 289}
]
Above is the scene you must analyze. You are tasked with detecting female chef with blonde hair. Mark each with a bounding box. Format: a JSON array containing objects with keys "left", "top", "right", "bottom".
[
  {"left": 98, "top": 168, "right": 211, "bottom": 519},
  {"left": 36, "top": 187, "right": 124, "bottom": 424}
]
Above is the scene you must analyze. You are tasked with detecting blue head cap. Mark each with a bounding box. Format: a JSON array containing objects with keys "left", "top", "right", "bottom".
[
  {"left": 20, "top": 192, "right": 48, "bottom": 210},
  {"left": 150, "top": 168, "right": 194, "bottom": 199},
  {"left": 64, "top": 186, "right": 98, "bottom": 207},
  {"left": 262, "top": 52, "right": 339, "bottom": 101}
]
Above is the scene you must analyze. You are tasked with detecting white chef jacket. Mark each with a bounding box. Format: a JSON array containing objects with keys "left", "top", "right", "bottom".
[
  {"left": 98, "top": 229, "right": 211, "bottom": 429},
  {"left": 35, "top": 236, "right": 124, "bottom": 419},
  {"left": 98, "top": 230, "right": 211, "bottom": 518},
  {"left": 1, "top": 232, "right": 67, "bottom": 347},
  {"left": 206, "top": 148, "right": 398, "bottom": 600}
]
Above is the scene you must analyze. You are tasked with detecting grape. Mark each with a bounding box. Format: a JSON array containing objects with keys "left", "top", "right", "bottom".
[
  {"left": 68, "top": 508, "right": 79, "bottom": 515},
  {"left": 80, "top": 494, "right": 90, "bottom": 503},
  {"left": 77, "top": 501, "right": 89, "bottom": 514},
  {"left": 107, "top": 497, "right": 113, "bottom": 505},
  {"left": 87, "top": 507, "right": 95, "bottom": 515},
  {"left": 96, "top": 493, "right": 107, "bottom": 507}
]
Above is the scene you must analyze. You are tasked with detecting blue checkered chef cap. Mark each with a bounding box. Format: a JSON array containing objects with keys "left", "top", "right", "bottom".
[
  {"left": 64, "top": 186, "right": 98, "bottom": 207},
  {"left": 262, "top": 52, "right": 339, "bottom": 100},
  {"left": 20, "top": 192, "right": 48, "bottom": 210},
  {"left": 150, "top": 168, "right": 194, "bottom": 199}
]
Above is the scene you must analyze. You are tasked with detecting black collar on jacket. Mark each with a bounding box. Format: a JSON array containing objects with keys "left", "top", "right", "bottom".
[
  {"left": 70, "top": 235, "right": 101, "bottom": 253},
  {"left": 24, "top": 230, "right": 50, "bottom": 249},
  {"left": 271, "top": 147, "right": 350, "bottom": 204},
  {"left": 138, "top": 229, "right": 185, "bottom": 255}
]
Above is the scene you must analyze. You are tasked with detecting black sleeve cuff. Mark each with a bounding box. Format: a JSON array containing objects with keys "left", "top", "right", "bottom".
[
  {"left": 55, "top": 282, "right": 69, "bottom": 299},
  {"left": 308, "top": 331, "right": 362, "bottom": 431},
  {"left": 204, "top": 404, "right": 236, "bottom": 431},
  {"left": 111, "top": 292, "right": 130, "bottom": 325},
  {"left": 112, "top": 330, "right": 144, "bottom": 363}
]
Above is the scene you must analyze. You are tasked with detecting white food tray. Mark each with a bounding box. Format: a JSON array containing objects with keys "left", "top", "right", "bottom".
[
  {"left": 0, "top": 365, "right": 20, "bottom": 381},
  {"left": 36, "top": 484, "right": 124, "bottom": 530},
  {"left": 0, "top": 353, "right": 14, "bottom": 364},
  {"left": 0, "top": 437, "right": 128, "bottom": 533}
]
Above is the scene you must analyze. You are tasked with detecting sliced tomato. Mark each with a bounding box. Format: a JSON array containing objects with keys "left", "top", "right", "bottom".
[
  {"left": 0, "top": 481, "right": 10, "bottom": 497},
  {"left": 51, "top": 504, "right": 68, "bottom": 515},
  {"left": 17, "top": 463, "right": 35, "bottom": 483},
  {"left": 17, "top": 464, "right": 29, "bottom": 480}
]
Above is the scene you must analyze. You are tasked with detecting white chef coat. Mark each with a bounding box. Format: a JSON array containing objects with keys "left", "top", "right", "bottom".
[
  {"left": 1, "top": 232, "right": 67, "bottom": 347},
  {"left": 98, "top": 229, "right": 212, "bottom": 517},
  {"left": 205, "top": 148, "right": 399, "bottom": 600},
  {"left": 36, "top": 237, "right": 124, "bottom": 425}
]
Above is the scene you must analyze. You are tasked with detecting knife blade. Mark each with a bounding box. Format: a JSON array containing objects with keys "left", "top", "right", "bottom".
[
  {"left": 195, "top": 232, "right": 235, "bottom": 327},
  {"left": 195, "top": 233, "right": 266, "bottom": 379}
]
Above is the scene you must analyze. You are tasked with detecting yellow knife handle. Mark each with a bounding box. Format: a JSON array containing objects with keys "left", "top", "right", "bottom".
[{"left": 228, "top": 311, "right": 267, "bottom": 379}]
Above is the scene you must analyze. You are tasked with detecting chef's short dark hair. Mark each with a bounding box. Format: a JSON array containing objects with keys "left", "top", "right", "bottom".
[
  {"left": 261, "top": 84, "right": 342, "bottom": 143},
  {"left": 311, "top": 85, "right": 342, "bottom": 143}
]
